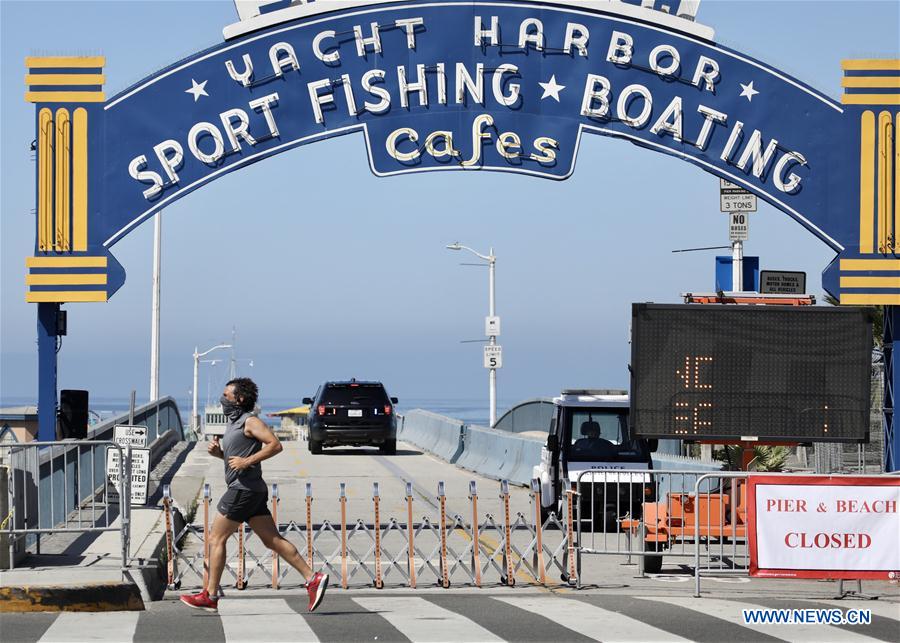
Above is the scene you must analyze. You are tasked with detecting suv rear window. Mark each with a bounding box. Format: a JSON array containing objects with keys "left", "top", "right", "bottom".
[{"left": 322, "top": 384, "right": 389, "bottom": 406}]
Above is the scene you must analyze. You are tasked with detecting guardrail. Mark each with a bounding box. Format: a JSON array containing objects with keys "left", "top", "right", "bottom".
[{"left": 1, "top": 441, "right": 131, "bottom": 576}]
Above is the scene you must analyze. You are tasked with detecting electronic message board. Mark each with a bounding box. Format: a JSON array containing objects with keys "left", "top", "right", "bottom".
[{"left": 630, "top": 304, "right": 873, "bottom": 443}]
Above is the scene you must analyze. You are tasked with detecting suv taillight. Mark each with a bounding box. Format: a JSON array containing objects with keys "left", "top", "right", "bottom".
[
  {"left": 384, "top": 405, "right": 392, "bottom": 415},
  {"left": 317, "top": 405, "right": 326, "bottom": 416}
]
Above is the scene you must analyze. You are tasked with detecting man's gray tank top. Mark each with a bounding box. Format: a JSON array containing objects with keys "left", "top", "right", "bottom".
[{"left": 221, "top": 411, "right": 267, "bottom": 492}]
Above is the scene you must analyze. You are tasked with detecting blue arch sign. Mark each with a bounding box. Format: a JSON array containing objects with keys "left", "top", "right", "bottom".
[{"left": 22, "top": 0, "right": 900, "bottom": 452}]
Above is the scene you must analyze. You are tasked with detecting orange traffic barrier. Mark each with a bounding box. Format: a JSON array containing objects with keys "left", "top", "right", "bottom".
[
  {"left": 373, "top": 482, "right": 384, "bottom": 589},
  {"left": 202, "top": 484, "right": 210, "bottom": 589},
  {"left": 340, "top": 483, "right": 348, "bottom": 589},
  {"left": 163, "top": 485, "right": 175, "bottom": 589},
  {"left": 271, "top": 483, "right": 280, "bottom": 589},
  {"left": 468, "top": 481, "right": 482, "bottom": 587},
  {"left": 566, "top": 487, "right": 577, "bottom": 584},
  {"left": 501, "top": 480, "right": 515, "bottom": 587},
  {"left": 406, "top": 482, "right": 417, "bottom": 588},
  {"left": 438, "top": 481, "right": 450, "bottom": 588},
  {"left": 305, "top": 483, "right": 314, "bottom": 569},
  {"left": 236, "top": 523, "right": 246, "bottom": 589},
  {"left": 531, "top": 479, "right": 547, "bottom": 585}
]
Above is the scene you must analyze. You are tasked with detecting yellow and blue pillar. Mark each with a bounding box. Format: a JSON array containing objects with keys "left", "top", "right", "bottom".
[
  {"left": 25, "top": 56, "right": 106, "bottom": 440},
  {"left": 841, "top": 59, "right": 900, "bottom": 470}
]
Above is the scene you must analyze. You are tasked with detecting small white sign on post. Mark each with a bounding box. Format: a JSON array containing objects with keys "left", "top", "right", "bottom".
[
  {"left": 483, "top": 344, "right": 503, "bottom": 369},
  {"left": 485, "top": 315, "right": 501, "bottom": 337},
  {"left": 113, "top": 424, "right": 148, "bottom": 448},
  {"left": 729, "top": 212, "right": 749, "bottom": 241},
  {"left": 720, "top": 178, "right": 758, "bottom": 213},
  {"left": 106, "top": 447, "right": 150, "bottom": 505}
]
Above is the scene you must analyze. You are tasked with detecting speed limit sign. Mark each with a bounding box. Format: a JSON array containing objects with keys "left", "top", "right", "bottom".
[{"left": 483, "top": 344, "right": 503, "bottom": 369}]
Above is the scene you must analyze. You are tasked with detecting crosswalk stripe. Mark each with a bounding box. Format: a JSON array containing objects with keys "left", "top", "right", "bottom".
[
  {"left": 39, "top": 611, "right": 140, "bottom": 642},
  {"left": 353, "top": 596, "right": 505, "bottom": 642},
  {"left": 643, "top": 597, "right": 885, "bottom": 642},
  {"left": 810, "top": 600, "right": 900, "bottom": 622},
  {"left": 218, "top": 598, "right": 318, "bottom": 642},
  {"left": 493, "top": 595, "right": 690, "bottom": 642}
]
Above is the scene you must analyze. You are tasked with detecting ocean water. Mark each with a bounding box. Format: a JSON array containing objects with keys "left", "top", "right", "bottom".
[{"left": 0, "top": 396, "right": 517, "bottom": 428}]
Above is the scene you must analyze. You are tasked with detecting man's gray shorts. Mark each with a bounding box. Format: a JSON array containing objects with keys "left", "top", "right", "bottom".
[{"left": 217, "top": 488, "right": 271, "bottom": 522}]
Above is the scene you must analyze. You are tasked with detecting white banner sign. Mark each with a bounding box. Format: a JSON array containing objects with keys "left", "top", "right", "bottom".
[{"left": 749, "top": 476, "right": 900, "bottom": 580}]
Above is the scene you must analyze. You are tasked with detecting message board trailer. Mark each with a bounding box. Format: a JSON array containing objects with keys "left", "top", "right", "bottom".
[
  {"left": 630, "top": 304, "right": 874, "bottom": 442},
  {"left": 748, "top": 475, "right": 900, "bottom": 580}
]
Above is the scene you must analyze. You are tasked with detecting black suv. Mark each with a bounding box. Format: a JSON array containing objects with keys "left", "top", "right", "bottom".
[{"left": 303, "top": 379, "right": 399, "bottom": 454}]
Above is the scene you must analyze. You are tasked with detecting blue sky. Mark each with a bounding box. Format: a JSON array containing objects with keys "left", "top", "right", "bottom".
[{"left": 2, "top": 0, "right": 899, "bottom": 411}]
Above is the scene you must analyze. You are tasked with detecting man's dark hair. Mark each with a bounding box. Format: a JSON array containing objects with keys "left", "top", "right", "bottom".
[{"left": 227, "top": 377, "right": 258, "bottom": 412}]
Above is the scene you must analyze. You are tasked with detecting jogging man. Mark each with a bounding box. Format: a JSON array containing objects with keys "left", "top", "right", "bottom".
[{"left": 181, "top": 377, "right": 328, "bottom": 612}]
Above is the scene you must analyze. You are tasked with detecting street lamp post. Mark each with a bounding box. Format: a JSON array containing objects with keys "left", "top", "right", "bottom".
[
  {"left": 150, "top": 211, "right": 162, "bottom": 402},
  {"left": 446, "top": 242, "right": 498, "bottom": 427},
  {"left": 192, "top": 343, "right": 231, "bottom": 438}
]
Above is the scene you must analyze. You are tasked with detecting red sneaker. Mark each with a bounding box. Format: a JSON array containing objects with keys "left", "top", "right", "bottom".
[
  {"left": 306, "top": 572, "right": 328, "bottom": 612},
  {"left": 180, "top": 589, "right": 219, "bottom": 612}
]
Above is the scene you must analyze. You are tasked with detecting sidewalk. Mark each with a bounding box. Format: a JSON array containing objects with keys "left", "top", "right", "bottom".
[{"left": 0, "top": 441, "right": 204, "bottom": 612}]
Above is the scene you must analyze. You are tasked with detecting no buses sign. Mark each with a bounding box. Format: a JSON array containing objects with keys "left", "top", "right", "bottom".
[{"left": 748, "top": 476, "right": 900, "bottom": 580}]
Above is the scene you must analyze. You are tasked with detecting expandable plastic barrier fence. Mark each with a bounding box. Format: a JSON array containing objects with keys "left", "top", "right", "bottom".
[
  {"left": 162, "top": 479, "right": 577, "bottom": 591},
  {"left": 1, "top": 440, "right": 131, "bottom": 577}
]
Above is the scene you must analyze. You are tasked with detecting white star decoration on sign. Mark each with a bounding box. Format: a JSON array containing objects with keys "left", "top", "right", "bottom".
[
  {"left": 186, "top": 79, "right": 209, "bottom": 102},
  {"left": 739, "top": 81, "right": 759, "bottom": 102},
  {"left": 539, "top": 75, "right": 566, "bottom": 102}
]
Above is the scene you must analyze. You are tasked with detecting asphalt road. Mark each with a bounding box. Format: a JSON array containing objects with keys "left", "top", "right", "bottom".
[{"left": 3, "top": 590, "right": 899, "bottom": 642}]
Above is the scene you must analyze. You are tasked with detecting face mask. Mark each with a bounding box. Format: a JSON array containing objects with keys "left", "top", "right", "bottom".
[{"left": 220, "top": 396, "right": 244, "bottom": 421}]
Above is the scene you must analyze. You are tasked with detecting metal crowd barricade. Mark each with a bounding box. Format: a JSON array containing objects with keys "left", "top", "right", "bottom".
[
  {"left": 574, "top": 468, "right": 746, "bottom": 584},
  {"left": 690, "top": 471, "right": 751, "bottom": 597},
  {"left": 690, "top": 471, "right": 900, "bottom": 597},
  {"left": 162, "top": 478, "right": 575, "bottom": 590},
  {"left": 1, "top": 440, "right": 131, "bottom": 579}
]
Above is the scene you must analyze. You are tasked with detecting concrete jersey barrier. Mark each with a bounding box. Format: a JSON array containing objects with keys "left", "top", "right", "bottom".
[
  {"left": 400, "top": 411, "right": 543, "bottom": 486},
  {"left": 401, "top": 410, "right": 720, "bottom": 488},
  {"left": 398, "top": 410, "right": 464, "bottom": 463}
]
